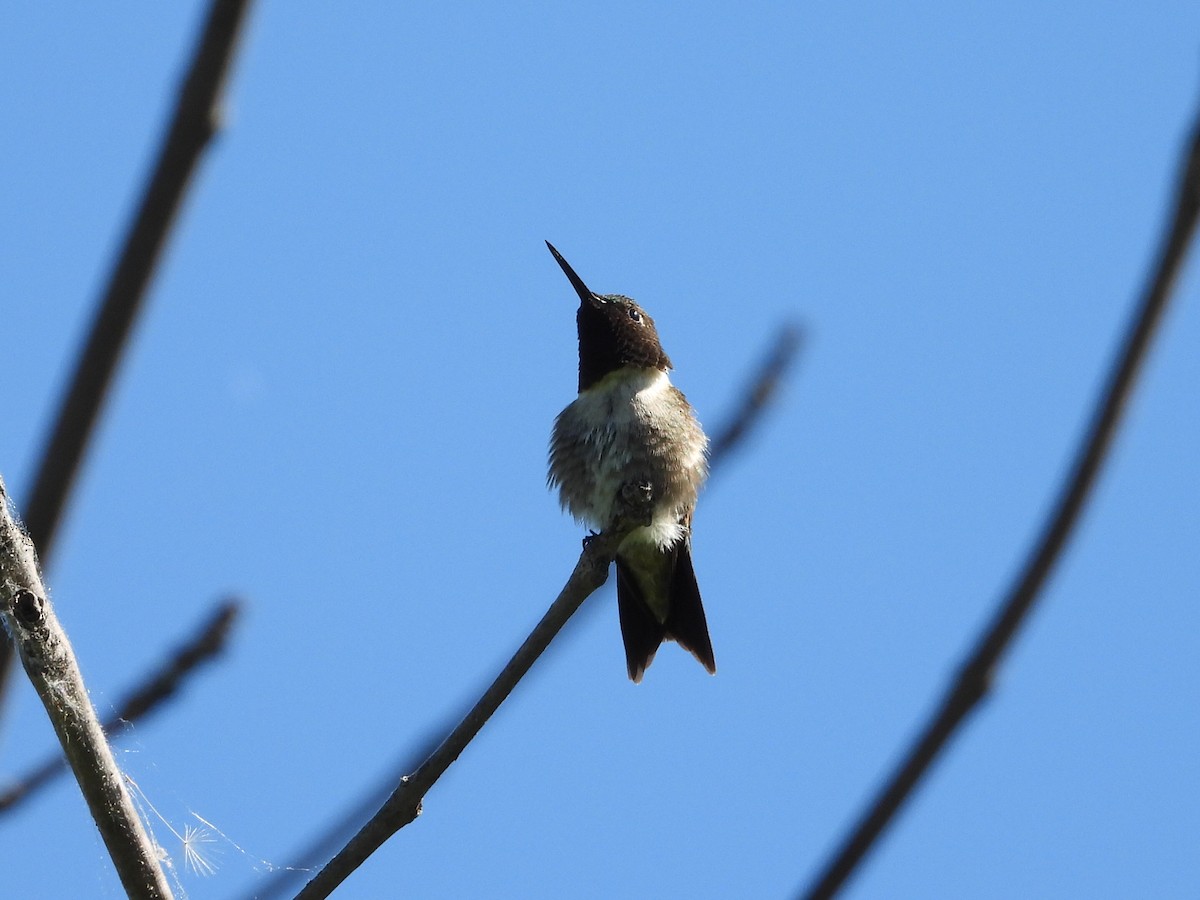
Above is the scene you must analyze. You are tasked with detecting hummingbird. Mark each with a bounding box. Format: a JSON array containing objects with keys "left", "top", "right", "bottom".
[{"left": 545, "top": 241, "right": 715, "bottom": 683}]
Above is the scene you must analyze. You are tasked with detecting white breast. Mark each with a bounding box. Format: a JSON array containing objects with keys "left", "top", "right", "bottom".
[{"left": 551, "top": 368, "right": 706, "bottom": 550}]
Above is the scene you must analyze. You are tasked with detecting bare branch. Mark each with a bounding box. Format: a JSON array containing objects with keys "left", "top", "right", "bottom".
[
  {"left": 708, "top": 322, "right": 804, "bottom": 473},
  {"left": 246, "top": 729, "right": 449, "bottom": 900},
  {"left": 0, "top": 477, "right": 173, "bottom": 899},
  {"left": 0, "top": 599, "right": 240, "bottom": 814},
  {"left": 109, "top": 597, "right": 240, "bottom": 724},
  {"left": 800, "top": 100, "right": 1200, "bottom": 900},
  {"left": 0, "top": 0, "right": 255, "bottom": 701},
  {"left": 294, "top": 501, "right": 654, "bottom": 899}
]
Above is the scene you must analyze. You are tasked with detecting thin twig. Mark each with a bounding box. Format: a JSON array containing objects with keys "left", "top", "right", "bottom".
[
  {"left": 800, "top": 101, "right": 1200, "bottom": 900},
  {"left": 0, "top": 477, "right": 173, "bottom": 899},
  {"left": 708, "top": 323, "right": 804, "bottom": 473},
  {"left": 0, "top": 0, "right": 255, "bottom": 702},
  {"left": 247, "top": 727, "right": 449, "bottom": 900},
  {"left": 244, "top": 751, "right": 422, "bottom": 900},
  {"left": 295, "top": 510, "right": 650, "bottom": 899},
  {"left": 251, "top": 325, "right": 804, "bottom": 900},
  {"left": 0, "top": 599, "right": 240, "bottom": 814}
]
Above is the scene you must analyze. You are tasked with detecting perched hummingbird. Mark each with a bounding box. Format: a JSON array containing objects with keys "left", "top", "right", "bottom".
[{"left": 546, "top": 241, "right": 715, "bottom": 683}]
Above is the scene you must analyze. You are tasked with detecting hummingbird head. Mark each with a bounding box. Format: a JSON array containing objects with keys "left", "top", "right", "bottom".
[{"left": 546, "top": 241, "right": 672, "bottom": 392}]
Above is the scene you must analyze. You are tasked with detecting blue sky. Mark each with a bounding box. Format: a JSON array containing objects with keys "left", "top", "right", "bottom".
[{"left": 3, "top": 3, "right": 1199, "bottom": 898}]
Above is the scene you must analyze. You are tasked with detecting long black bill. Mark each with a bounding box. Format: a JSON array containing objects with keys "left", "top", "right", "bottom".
[{"left": 545, "top": 241, "right": 597, "bottom": 304}]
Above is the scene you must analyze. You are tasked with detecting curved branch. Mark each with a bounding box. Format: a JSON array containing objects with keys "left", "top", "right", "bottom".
[{"left": 801, "top": 99, "right": 1200, "bottom": 899}]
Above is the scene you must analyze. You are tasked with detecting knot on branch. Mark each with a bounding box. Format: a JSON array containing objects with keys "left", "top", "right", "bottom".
[{"left": 13, "top": 590, "right": 44, "bottom": 630}]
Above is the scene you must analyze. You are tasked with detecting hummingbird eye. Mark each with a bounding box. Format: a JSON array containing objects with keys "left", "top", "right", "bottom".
[{"left": 627, "top": 308, "right": 643, "bottom": 324}]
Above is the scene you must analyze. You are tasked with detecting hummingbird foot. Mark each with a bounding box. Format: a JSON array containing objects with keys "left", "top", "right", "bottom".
[
  {"left": 616, "top": 479, "right": 655, "bottom": 528},
  {"left": 581, "top": 530, "right": 601, "bottom": 551}
]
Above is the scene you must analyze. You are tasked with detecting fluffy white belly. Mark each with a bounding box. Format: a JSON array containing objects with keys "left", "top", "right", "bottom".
[{"left": 549, "top": 368, "right": 706, "bottom": 550}]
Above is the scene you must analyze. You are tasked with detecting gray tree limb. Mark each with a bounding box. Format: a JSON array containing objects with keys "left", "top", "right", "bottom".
[
  {"left": 0, "top": 477, "right": 173, "bottom": 899},
  {"left": 294, "top": 501, "right": 653, "bottom": 899}
]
